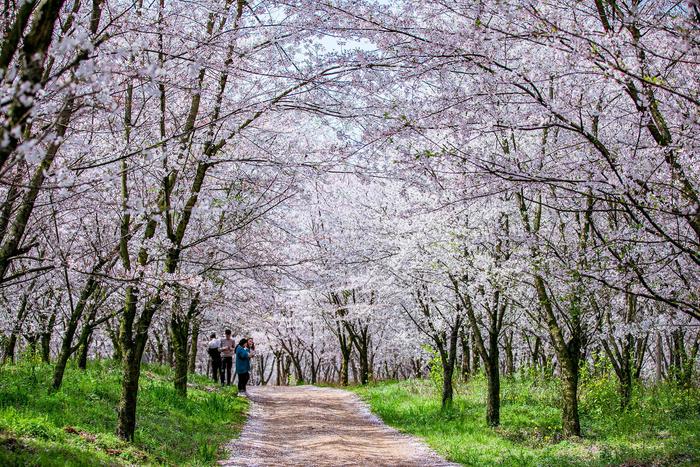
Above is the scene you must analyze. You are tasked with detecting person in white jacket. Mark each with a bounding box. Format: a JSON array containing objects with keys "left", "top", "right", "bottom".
[{"left": 219, "top": 329, "right": 236, "bottom": 386}]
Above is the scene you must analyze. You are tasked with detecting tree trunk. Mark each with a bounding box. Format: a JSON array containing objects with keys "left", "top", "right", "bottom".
[
  {"left": 602, "top": 292, "right": 649, "bottom": 408},
  {"left": 154, "top": 333, "right": 165, "bottom": 364},
  {"left": 441, "top": 321, "right": 460, "bottom": 409},
  {"left": 26, "top": 334, "right": 38, "bottom": 357},
  {"left": 76, "top": 298, "right": 103, "bottom": 371},
  {"left": 116, "top": 287, "right": 140, "bottom": 441},
  {"left": 534, "top": 273, "right": 582, "bottom": 437},
  {"left": 166, "top": 335, "right": 174, "bottom": 367},
  {"left": 3, "top": 333, "right": 18, "bottom": 364},
  {"left": 485, "top": 353, "right": 500, "bottom": 426},
  {"left": 560, "top": 356, "right": 581, "bottom": 437},
  {"left": 116, "top": 287, "right": 162, "bottom": 441},
  {"left": 412, "top": 358, "right": 423, "bottom": 378},
  {"left": 357, "top": 342, "right": 370, "bottom": 385},
  {"left": 274, "top": 351, "right": 284, "bottom": 385},
  {"left": 340, "top": 348, "right": 350, "bottom": 385},
  {"left": 292, "top": 357, "right": 304, "bottom": 383},
  {"left": 284, "top": 356, "right": 292, "bottom": 385},
  {"left": 188, "top": 318, "right": 200, "bottom": 374},
  {"left": 172, "top": 339, "right": 188, "bottom": 397},
  {"left": 40, "top": 308, "right": 57, "bottom": 363},
  {"left": 471, "top": 334, "right": 481, "bottom": 374},
  {"left": 0, "top": 0, "right": 68, "bottom": 175},
  {"left": 459, "top": 328, "right": 471, "bottom": 381},
  {"left": 452, "top": 276, "right": 504, "bottom": 426},
  {"left": 77, "top": 334, "right": 92, "bottom": 370},
  {"left": 602, "top": 335, "right": 633, "bottom": 409},
  {"left": 116, "top": 345, "right": 142, "bottom": 441},
  {"left": 40, "top": 331, "right": 52, "bottom": 363},
  {"left": 528, "top": 335, "right": 542, "bottom": 369},
  {"left": 619, "top": 362, "right": 632, "bottom": 408},
  {"left": 337, "top": 327, "right": 352, "bottom": 386},
  {"left": 344, "top": 321, "right": 371, "bottom": 385},
  {"left": 170, "top": 304, "right": 191, "bottom": 397},
  {"left": 655, "top": 333, "right": 663, "bottom": 383},
  {"left": 504, "top": 331, "right": 515, "bottom": 376},
  {"left": 257, "top": 355, "right": 267, "bottom": 385},
  {"left": 51, "top": 274, "right": 101, "bottom": 390},
  {"left": 441, "top": 361, "right": 454, "bottom": 409},
  {"left": 0, "top": 0, "right": 37, "bottom": 77},
  {"left": 309, "top": 339, "right": 318, "bottom": 384},
  {"left": 3, "top": 289, "right": 31, "bottom": 364},
  {"left": 107, "top": 320, "right": 122, "bottom": 361},
  {"left": 52, "top": 331, "right": 74, "bottom": 387}
]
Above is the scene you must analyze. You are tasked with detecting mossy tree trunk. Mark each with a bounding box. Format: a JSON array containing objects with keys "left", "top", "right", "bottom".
[
  {"left": 292, "top": 355, "right": 304, "bottom": 383},
  {"left": 600, "top": 292, "right": 648, "bottom": 408},
  {"left": 279, "top": 336, "right": 305, "bottom": 384},
  {"left": 274, "top": 351, "right": 284, "bottom": 385},
  {"left": 0, "top": 0, "right": 68, "bottom": 175},
  {"left": 170, "top": 294, "right": 199, "bottom": 397},
  {"left": 441, "top": 319, "right": 461, "bottom": 409},
  {"left": 308, "top": 323, "right": 319, "bottom": 384},
  {"left": 459, "top": 327, "right": 471, "bottom": 381},
  {"left": 171, "top": 317, "right": 189, "bottom": 396},
  {"left": 77, "top": 334, "right": 92, "bottom": 370},
  {"left": 471, "top": 335, "right": 481, "bottom": 374},
  {"left": 328, "top": 291, "right": 356, "bottom": 386},
  {"left": 51, "top": 268, "right": 103, "bottom": 390},
  {"left": 75, "top": 294, "right": 114, "bottom": 371},
  {"left": 339, "top": 334, "right": 352, "bottom": 385},
  {"left": 116, "top": 288, "right": 162, "bottom": 441},
  {"left": 560, "top": 350, "right": 581, "bottom": 436},
  {"left": 346, "top": 323, "right": 371, "bottom": 385},
  {"left": 517, "top": 189, "right": 591, "bottom": 437},
  {"left": 39, "top": 297, "right": 59, "bottom": 364},
  {"left": 0, "top": 0, "right": 37, "bottom": 79},
  {"left": 408, "top": 287, "right": 462, "bottom": 409},
  {"left": 257, "top": 354, "right": 274, "bottom": 385},
  {"left": 107, "top": 319, "right": 123, "bottom": 362},
  {"left": 0, "top": 0, "right": 108, "bottom": 290},
  {"left": 3, "top": 287, "right": 31, "bottom": 364},
  {"left": 361, "top": 333, "right": 371, "bottom": 384},
  {"left": 667, "top": 329, "right": 700, "bottom": 388},
  {"left": 452, "top": 275, "right": 507, "bottom": 427},
  {"left": 188, "top": 318, "right": 200, "bottom": 374},
  {"left": 504, "top": 331, "right": 515, "bottom": 376},
  {"left": 525, "top": 334, "right": 542, "bottom": 370}
]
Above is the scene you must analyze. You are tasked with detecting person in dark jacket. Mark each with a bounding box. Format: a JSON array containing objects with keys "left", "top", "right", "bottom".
[
  {"left": 207, "top": 333, "right": 223, "bottom": 384},
  {"left": 235, "top": 338, "right": 251, "bottom": 395}
]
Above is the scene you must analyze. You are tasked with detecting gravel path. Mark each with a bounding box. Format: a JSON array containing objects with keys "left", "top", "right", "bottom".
[{"left": 219, "top": 385, "right": 457, "bottom": 467}]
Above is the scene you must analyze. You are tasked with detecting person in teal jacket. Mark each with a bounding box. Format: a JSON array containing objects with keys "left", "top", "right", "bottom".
[{"left": 235, "top": 338, "right": 251, "bottom": 395}]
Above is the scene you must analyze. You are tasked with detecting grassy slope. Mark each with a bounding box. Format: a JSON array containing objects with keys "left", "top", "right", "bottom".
[
  {"left": 352, "top": 373, "right": 700, "bottom": 466},
  {"left": 0, "top": 359, "right": 247, "bottom": 466}
]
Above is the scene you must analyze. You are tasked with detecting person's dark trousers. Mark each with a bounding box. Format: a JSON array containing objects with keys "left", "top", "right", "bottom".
[
  {"left": 208, "top": 349, "right": 223, "bottom": 384},
  {"left": 237, "top": 372, "right": 249, "bottom": 393},
  {"left": 222, "top": 356, "right": 233, "bottom": 385}
]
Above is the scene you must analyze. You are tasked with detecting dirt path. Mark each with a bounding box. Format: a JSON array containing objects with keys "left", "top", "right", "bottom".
[{"left": 220, "top": 385, "right": 457, "bottom": 467}]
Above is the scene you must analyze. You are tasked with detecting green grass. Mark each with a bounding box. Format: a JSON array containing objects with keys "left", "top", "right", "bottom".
[
  {"left": 351, "top": 372, "right": 700, "bottom": 466},
  {"left": 0, "top": 359, "right": 247, "bottom": 466}
]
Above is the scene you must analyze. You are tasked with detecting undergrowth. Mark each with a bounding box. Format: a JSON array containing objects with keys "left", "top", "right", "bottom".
[
  {"left": 0, "top": 359, "right": 246, "bottom": 466},
  {"left": 352, "top": 371, "right": 700, "bottom": 466}
]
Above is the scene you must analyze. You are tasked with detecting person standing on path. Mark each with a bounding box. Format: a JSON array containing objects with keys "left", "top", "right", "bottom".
[
  {"left": 220, "top": 329, "right": 236, "bottom": 386},
  {"left": 247, "top": 337, "right": 256, "bottom": 385},
  {"left": 235, "top": 338, "right": 251, "bottom": 395},
  {"left": 207, "top": 333, "right": 223, "bottom": 384}
]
